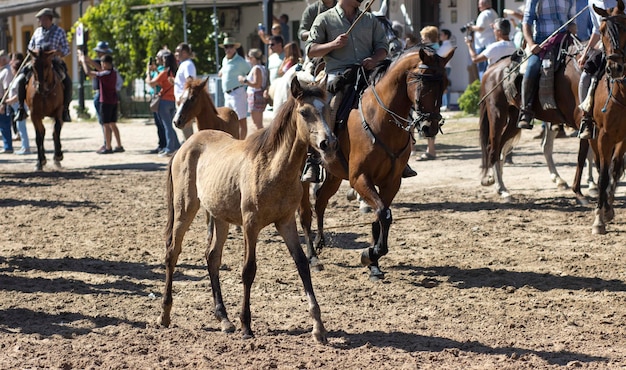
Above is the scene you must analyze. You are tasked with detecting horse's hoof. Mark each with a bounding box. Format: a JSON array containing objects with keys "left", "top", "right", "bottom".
[
  {"left": 605, "top": 208, "right": 615, "bottom": 223},
  {"left": 576, "top": 196, "right": 590, "bottom": 207},
  {"left": 592, "top": 225, "right": 606, "bottom": 235},
  {"left": 346, "top": 188, "right": 357, "bottom": 201},
  {"left": 54, "top": 160, "right": 63, "bottom": 169},
  {"left": 242, "top": 330, "right": 254, "bottom": 339},
  {"left": 309, "top": 256, "right": 324, "bottom": 272},
  {"left": 313, "top": 328, "right": 328, "bottom": 344},
  {"left": 359, "top": 200, "right": 372, "bottom": 213},
  {"left": 557, "top": 182, "right": 569, "bottom": 191},
  {"left": 35, "top": 163, "right": 43, "bottom": 171},
  {"left": 368, "top": 265, "right": 385, "bottom": 281},
  {"left": 221, "top": 319, "right": 236, "bottom": 333},
  {"left": 158, "top": 314, "right": 171, "bottom": 328},
  {"left": 481, "top": 176, "right": 495, "bottom": 187},
  {"left": 360, "top": 248, "right": 372, "bottom": 266},
  {"left": 588, "top": 188, "right": 599, "bottom": 198}
]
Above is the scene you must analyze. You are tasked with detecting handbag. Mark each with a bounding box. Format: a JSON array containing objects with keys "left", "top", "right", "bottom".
[{"left": 149, "top": 95, "right": 160, "bottom": 113}]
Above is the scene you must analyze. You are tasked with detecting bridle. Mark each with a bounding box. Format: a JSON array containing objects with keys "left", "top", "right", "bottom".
[
  {"left": 360, "top": 48, "right": 447, "bottom": 134},
  {"left": 599, "top": 13, "right": 626, "bottom": 111},
  {"left": 32, "top": 54, "right": 59, "bottom": 96}
]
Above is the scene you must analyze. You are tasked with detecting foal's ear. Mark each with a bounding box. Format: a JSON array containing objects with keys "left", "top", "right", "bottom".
[
  {"left": 290, "top": 75, "right": 304, "bottom": 100},
  {"left": 200, "top": 76, "right": 209, "bottom": 89},
  {"left": 316, "top": 73, "right": 328, "bottom": 92}
]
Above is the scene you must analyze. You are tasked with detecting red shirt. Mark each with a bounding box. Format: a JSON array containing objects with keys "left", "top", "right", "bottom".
[
  {"left": 155, "top": 70, "right": 175, "bottom": 101},
  {"left": 96, "top": 69, "right": 118, "bottom": 104}
]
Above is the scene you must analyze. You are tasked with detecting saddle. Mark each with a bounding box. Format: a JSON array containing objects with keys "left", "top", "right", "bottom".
[
  {"left": 503, "top": 33, "right": 573, "bottom": 109},
  {"left": 329, "top": 60, "right": 391, "bottom": 130}
]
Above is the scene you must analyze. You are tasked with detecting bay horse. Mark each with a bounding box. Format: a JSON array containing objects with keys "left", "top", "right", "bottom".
[
  {"left": 303, "top": 45, "right": 455, "bottom": 281},
  {"left": 171, "top": 77, "right": 240, "bottom": 139},
  {"left": 158, "top": 78, "right": 337, "bottom": 343},
  {"left": 588, "top": 1, "right": 626, "bottom": 234},
  {"left": 26, "top": 49, "right": 65, "bottom": 171},
  {"left": 479, "top": 38, "right": 593, "bottom": 204}
]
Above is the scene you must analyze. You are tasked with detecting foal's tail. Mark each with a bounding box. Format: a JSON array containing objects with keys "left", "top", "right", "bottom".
[{"left": 164, "top": 157, "right": 176, "bottom": 248}]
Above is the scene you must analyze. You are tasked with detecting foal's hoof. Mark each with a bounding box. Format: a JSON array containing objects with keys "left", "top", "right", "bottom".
[
  {"left": 360, "top": 248, "right": 373, "bottom": 266},
  {"left": 592, "top": 225, "right": 606, "bottom": 235},
  {"left": 368, "top": 265, "right": 385, "bottom": 281},
  {"left": 346, "top": 188, "right": 357, "bottom": 201},
  {"left": 157, "top": 314, "right": 171, "bottom": 328},
  {"left": 313, "top": 328, "right": 328, "bottom": 344},
  {"left": 359, "top": 200, "right": 372, "bottom": 213}
]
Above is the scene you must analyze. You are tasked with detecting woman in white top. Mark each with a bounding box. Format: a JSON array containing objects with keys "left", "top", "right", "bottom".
[{"left": 238, "top": 48, "right": 267, "bottom": 130}]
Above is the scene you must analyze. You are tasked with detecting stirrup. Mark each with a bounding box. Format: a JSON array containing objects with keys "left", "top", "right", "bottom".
[
  {"left": 578, "top": 119, "right": 596, "bottom": 140},
  {"left": 13, "top": 107, "right": 28, "bottom": 123},
  {"left": 301, "top": 161, "right": 321, "bottom": 183}
]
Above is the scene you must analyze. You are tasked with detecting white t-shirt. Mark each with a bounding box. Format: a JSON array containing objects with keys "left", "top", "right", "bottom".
[
  {"left": 174, "top": 59, "right": 196, "bottom": 101},
  {"left": 437, "top": 40, "right": 454, "bottom": 68},
  {"left": 267, "top": 52, "right": 284, "bottom": 84},
  {"left": 482, "top": 40, "right": 517, "bottom": 65},
  {"left": 474, "top": 8, "right": 498, "bottom": 49}
]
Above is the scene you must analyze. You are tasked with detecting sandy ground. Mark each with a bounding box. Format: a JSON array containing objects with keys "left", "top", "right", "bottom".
[{"left": 1, "top": 112, "right": 625, "bottom": 369}]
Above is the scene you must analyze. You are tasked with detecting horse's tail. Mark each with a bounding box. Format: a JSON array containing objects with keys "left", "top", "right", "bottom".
[
  {"left": 164, "top": 157, "right": 176, "bottom": 248},
  {"left": 479, "top": 99, "right": 492, "bottom": 178}
]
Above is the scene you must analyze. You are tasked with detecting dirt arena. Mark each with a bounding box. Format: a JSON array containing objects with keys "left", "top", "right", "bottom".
[{"left": 1, "top": 113, "right": 625, "bottom": 369}]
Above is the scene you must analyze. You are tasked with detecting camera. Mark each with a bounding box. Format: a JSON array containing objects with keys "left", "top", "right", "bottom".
[
  {"left": 460, "top": 23, "right": 474, "bottom": 34},
  {"left": 258, "top": 23, "right": 265, "bottom": 32},
  {"left": 149, "top": 56, "right": 155, "bottom": 64}
]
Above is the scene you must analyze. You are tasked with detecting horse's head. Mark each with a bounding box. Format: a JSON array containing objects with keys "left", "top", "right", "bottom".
[
  {"left": 289, "top": 76, "right": 337, "bottom": 160},
  {"left": 407, "top": 45, "right": 455, "bottom": 137},
  {"left": 172, "top": 77, "right": 210, "bottom": 128},
  {"left": 596, "top": 0, "right": 626, "bottom": 79},
  {"left": 29, "top": 49, "right": 57, "bottom": 94}
]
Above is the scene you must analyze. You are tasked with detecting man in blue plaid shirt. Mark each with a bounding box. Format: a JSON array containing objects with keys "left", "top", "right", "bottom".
[
  {"left": 13, "top": 8, "right": 73, "bottom": 123},
  {"left": 517, "top": 0, "right": 575, "bottom": 130}
]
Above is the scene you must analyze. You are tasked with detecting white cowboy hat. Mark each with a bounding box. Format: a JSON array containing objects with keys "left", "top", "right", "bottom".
[{"left": 219, "top": 37, "right": 241, "bottom": 49}]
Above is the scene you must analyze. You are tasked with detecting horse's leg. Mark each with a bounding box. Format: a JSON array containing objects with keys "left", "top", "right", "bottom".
[
  {"left": 205, "top": 217, "right": 235, "bottom": 333},
  {"left": 298, "top": 181, "right": 324, "bottom": 271},
  {"left": 492, "top": 159, "right": 511, "bottom": 201},
  {"left": 354, "top": 175, "right": 398, "bottom": 281},
  {"left": 52, "top": 117, "right": 63, "bottom": 166},
  {"left": 159, "top": 162, "right": 201, "bottom": 327},
  {"left": 313, "top": 173, "right": 343, "bottom": 252},
  {"left": 33, "top": 118, "right": 46, "bottom": 171},
  {"left": 275, "top": 216, "right": 327, "bottom": 344},
  {"left": 592, "top": 134, "right": 612, "bottom": 235},
  {"left": 586, "top": 147, "right": 599, "bottom": 198},
  {"left": 572, "top": 139, "right": 591, "bottom": 206},
  {"left": 605, "top": 143, "right": 625, "bottom": 223},
  {"left": 542, "top": 125, "right": 569, "bottom": 190},
  {"left": 240, "top": 221, "right": 260, "bottom": 339}
]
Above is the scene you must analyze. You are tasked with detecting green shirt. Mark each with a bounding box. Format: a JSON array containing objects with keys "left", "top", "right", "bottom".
[
  {"left": 307, "top": 5, "right": 388, "bottom": 74},
  {"left": 219, "top": 54, "right": 250, "bottom": 92}
]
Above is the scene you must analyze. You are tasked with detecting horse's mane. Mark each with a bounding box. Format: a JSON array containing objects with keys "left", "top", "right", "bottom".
[
  {"left": 186, "top": 78, "right": 218, "bottom": 114},
  {"left": 244, "top": 83, "right": 325, "bottom": 157},
  {"left": 369, "top": 44, "right": 436, "bottom": 84}
]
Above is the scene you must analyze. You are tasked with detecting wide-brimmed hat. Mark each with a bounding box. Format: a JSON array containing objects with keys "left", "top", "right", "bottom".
[
  {"left": 94, "top": 41, "right": 113, "bottom": 54},
  {"left": 219, "top": 37, "right": 241, "bottom": 49},
  {"left": 36, "top": 8, "right": 59, "bottom": 18}
]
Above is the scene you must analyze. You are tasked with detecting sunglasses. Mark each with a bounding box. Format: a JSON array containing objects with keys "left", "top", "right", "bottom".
[
  {"left": 269, "top": 43, "right": 275, "bottom": 46},
  {"left": 224, "top": 45, "right": 235, "bottom": 49}
]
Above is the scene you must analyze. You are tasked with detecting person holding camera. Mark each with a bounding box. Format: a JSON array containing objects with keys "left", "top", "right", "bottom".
[
  {"left": 465, "top": 18, "right": 516, "bottom": 68},
  {"left": 465, "top": 0, "right": 497, "bottom": 80}
]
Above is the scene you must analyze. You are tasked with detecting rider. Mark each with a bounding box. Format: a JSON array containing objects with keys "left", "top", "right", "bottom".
[
  {"left": 517, "top": 0, "right": 576, "bottom": 130},
  {"left": 577, "top": 0, "right": 617, "bottom": 140},
  {"left": 13, "top": 8, "right": 73, "bottom": 123},
  {"left": 305, "top": 0, "right": 416, "bottom": 181}
]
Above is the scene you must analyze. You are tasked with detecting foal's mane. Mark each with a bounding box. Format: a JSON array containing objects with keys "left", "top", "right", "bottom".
[
  {"left": 186, "top": 78, "right": 218, "bottom": 114},
  {"left": 244, "top": 84, "right": 325, "bottom": 157}
]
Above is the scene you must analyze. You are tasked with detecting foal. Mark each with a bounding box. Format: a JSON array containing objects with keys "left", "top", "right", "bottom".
[{"left": 159, "top": 78, "right": 337, "bottom": 343}]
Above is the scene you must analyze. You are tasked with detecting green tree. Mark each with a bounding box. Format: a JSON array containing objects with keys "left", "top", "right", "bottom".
[
  {"left": 71, "top": 0, "right": 220, "bottom": 90},
  {"left": 458, "top": 79, "right": 481, "bottom": 115}
]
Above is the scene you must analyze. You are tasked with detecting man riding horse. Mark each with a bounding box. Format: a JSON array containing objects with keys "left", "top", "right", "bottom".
[
  {"left": 13, "top": 8, "right": 73, "bottom": 123},
  {"left": 516, "top": 0, "right": 576, "bottom": 131},
  {"left": 304, "top": 0, "right": 416, "bottom": 182}
]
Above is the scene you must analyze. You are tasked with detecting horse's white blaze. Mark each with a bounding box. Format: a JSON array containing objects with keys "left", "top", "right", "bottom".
[
  {"left": 172, "top": 89, "right": 190, "bottom": 124},
  {"left": 313, "top": 98, "right": 333, "bottom": 142}
]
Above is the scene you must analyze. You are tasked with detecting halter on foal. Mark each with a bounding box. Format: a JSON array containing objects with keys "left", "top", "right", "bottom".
[
  {"left": 588, "top": 1, "right": 626, "bottom": 234},
  {"left": 26, "top": 49, "right": 65, "bottom": 171},
  {"left": 306, "top": 45, "right": 454, "bottom": 281}
]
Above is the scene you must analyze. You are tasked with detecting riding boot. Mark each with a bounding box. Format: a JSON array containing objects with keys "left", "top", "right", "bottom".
[
  {"left": 402, "top": 164, "right": 417, "bottom": 178},
  {"left": 62, "top": 76, "right": 72, "bottom": 122},
  {"left": 301, "top": 149, "right": 322, "bottom": 183},
  {"left": 517, "top": 76, "right": 537, "bottom": 130},
  {"left": 578, "top": 114, "right": 597, "bottom": 140},
  {"left": 13, "top": 74, "right": 28, "bottom": 123}
]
